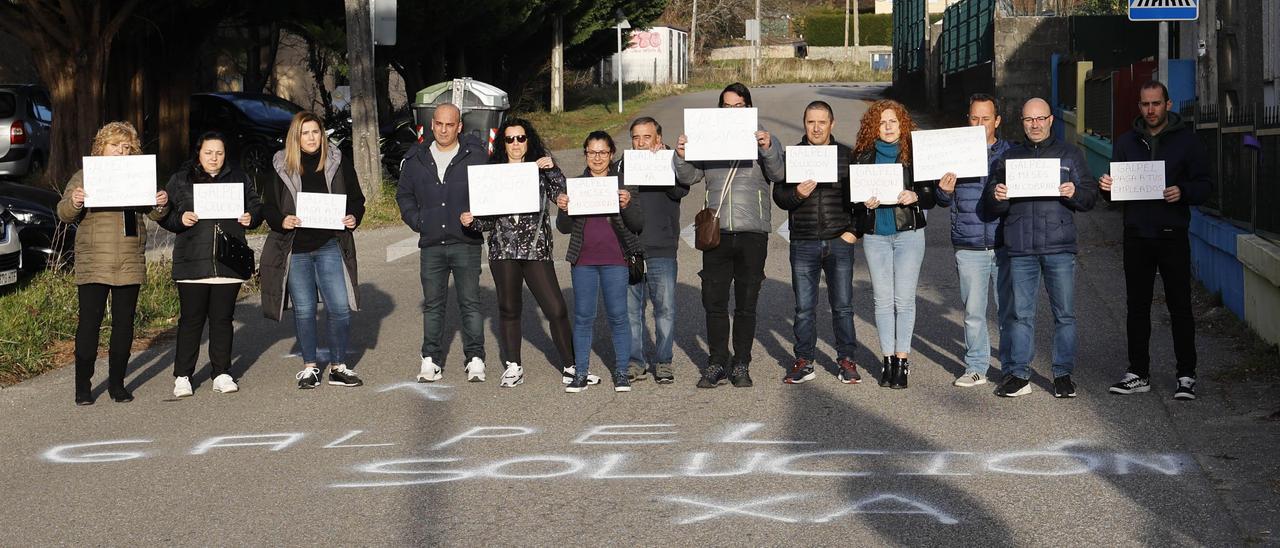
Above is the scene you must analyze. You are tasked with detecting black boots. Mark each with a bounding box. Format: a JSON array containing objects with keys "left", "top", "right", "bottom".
[{"left": 879, "top": 356, "right": 909, "bottom": 389}]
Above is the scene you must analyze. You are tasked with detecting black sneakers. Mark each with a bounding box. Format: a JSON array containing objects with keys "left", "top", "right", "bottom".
[
  {"left": 296, "top": 366, "right": 321, "bottom": 389},
  {"left": 329, "top": 365, "right": 364, "bottom": 387},
  {"left": 1109, "top": 373, "right": 1151, "bottom": 395},
  {"left": 1053, "top": 375, "right": 1077, "bottom": 398},
  {"left": 565, "top": 375, "right": 590, "bottom": 393},
  {"left": 696, "top": 363, "right": 727, "bottom": 389},
  {"left": 729, "top": 364, "right": 753, "bottom": 387},
  {"left": 996, "top": 375, "right": 1032, "bottom": 397},
  {"left": 783, "top": 358, "right": 816, "bottom": 384},
  {"left": 837, "top": 357, "right": 862, "bottom": 384},
  {"left": 1174, "top": 376, "right": 1197, "bottom": 400},
  {"left": 614, "top": 371, "right": 632, "bottom": 393}
]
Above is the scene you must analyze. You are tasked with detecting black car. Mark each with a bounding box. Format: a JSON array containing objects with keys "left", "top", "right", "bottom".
[
  {"left": 189, "top": 92, "right": 304, "bottom": 191},
  {"left": 0, "top": 181, "right": 74, "bottom": 272}
]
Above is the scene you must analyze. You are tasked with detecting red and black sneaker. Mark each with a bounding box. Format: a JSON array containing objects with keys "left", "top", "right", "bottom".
[
  {"left": 783, "top": 358, "right": 816, "bottom": 384},
  {"left": 837, "top": 357, "right": 862, "bottom": 384}
]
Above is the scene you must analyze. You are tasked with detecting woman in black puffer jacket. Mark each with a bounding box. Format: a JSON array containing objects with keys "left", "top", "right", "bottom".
[{"left": 160, "top": 131, "right": 263, "bottom": 398}]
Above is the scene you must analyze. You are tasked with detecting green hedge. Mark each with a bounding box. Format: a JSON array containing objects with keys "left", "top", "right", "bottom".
[{"left": 798, "top": 10, "right": 942, "bottom": 47}]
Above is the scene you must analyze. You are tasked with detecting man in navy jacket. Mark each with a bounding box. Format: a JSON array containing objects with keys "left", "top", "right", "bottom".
[
  {"left": 1099, "top": 81, "right": 1211, "bottom": 401},
  {"left": 935, "top": 93, "right": 1013, "bottom": 388},
  {"left": 984, "top": 97, "right": 1098, "bottom": 399},
  {"left": 396, "top": 103, "right": 490, "bottom": 383}
]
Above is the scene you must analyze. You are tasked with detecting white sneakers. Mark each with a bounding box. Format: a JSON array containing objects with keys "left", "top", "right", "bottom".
[
  {"left": 212, "top": 374, "right": 239, "bottom": 393},
  {"left": 175, "top": 374, "right": 237, "bottom": 396},
  {"left": 499, "top": 362, "right": 524, "bottom": 387},
  {"left": 465, "top": 357, "right": 486, "bottom": 382},
  {"left": 953, "top": 372, "right": 988, "bottom": 387},
  {"left": 173, "top": 376, "right": 193, "bottom": 398},
  {"left": 417, "top": 357, "right": 442, "bottom": 383}
]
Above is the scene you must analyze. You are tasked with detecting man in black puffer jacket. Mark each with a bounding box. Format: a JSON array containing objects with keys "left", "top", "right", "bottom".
[
  {"left": 773, "top": 101, "right": 861, "bottom": 385},
  {"left": 984, "top": 97, "right": 1098, "bottom": 399},
  {"left": 1099, "top": 81, "right": 1212, "bottom": 401}
]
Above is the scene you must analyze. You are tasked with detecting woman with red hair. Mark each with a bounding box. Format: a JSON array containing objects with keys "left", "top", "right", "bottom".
[{"left": 851, "top": 100, "right": 935, "bottom": 389}]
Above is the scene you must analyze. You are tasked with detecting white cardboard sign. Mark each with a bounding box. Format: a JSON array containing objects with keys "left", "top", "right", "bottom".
[
  {"left": 910, "top": 126, "right": 990, "bottom": 181},
  {"left": 467, "top": 162, "right": 541, "bottom": 216},
  {"left": 1109, "top": 161, "right": 1166, "bottom": 201},
  {"left": 683, "top": 107, "right": 759, "bottom": 161},
  {"left": 82, "top": 155, "right": 157, "bottom": 208},
  {"left": 295, "top": 192, "right": 346, "bottom": 230},
  {"left": 193, "top": 183, "right": 245, "bottom": 219},
  {"left": 785, "top": 145, "right": 838, "bottom": 183},
  {"left": 848, "top": 164, "right": 905, "bottom": 204},
  {"left": 566, "top": 177, "right": 621, "bottom": 216},
  {"left": 1004, "top": 158, "right": 1062, "bottom": 198},
  {"left": 622, "top": 149, "right": 676, "bottom": 186}
]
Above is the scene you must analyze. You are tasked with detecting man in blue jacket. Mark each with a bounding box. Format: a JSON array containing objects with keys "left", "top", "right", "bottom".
[
  {"left": 1100, "top": 81, "right": 1211, "bottom": 400},
  {"left": 985, "top": 97, "right": 1098, "bottom": 398},
  {"left": 396, "top": 103, "right": 490, "bottom": 383},
  {"left": 935, "top": 93, "right": 1013, "bottom": 388}
]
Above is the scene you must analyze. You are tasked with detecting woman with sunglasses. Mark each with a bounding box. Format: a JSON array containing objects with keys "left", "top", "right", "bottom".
[
  {"left": 56, "top": 122, "right": 170, "bottom": 405},
  {"left": 556, "top": 130, "right": 645, "bottom": 393},
  {"left": 460, "top": 118, "right": 590, "bottom": 387}
]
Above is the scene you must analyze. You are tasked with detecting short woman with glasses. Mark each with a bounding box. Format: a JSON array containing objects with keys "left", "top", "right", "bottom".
[
  {"left": 851, "top": 99, "right": 935, "bottom": 390},
  {"left": 260, "top": 111, "right": 365, "bottom": 390},
  {"left": 56, "top": 122, "right": 170, "bottom": 405},
  {"left": 556, "top": 131, "right": 645, "bottom": 393},
  {"left": 460, "top": 118, "right": 589, "bottom": 387}
]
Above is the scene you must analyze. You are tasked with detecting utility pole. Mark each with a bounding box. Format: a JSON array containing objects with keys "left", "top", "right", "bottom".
[
  {"left": 344, "top": 0, "right": 380, "bottom": 201},
  {"left": 551, "top": 15, "right": 564, "bottom": 113},
  {"left": 853, "top": 0, "right": 860, "bottom": 51},
  {"left": 753, "top": 0, "right": 761, "bottom": 83},
  {"left": 691, "top": 0, "right": 698, "bottom": 64},
  {"left": 844, "top": 0, "right": 850, "bottom": 48}
]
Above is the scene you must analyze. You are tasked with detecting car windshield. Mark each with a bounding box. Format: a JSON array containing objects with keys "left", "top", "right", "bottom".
[
  {"left": 0, "top": 92, "right": 15, "bottom": 118},
  {"left": 229, "top": 95, "right": 301, "bottom": 123}
]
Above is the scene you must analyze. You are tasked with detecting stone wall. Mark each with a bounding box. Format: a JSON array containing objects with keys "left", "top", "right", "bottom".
[
  {"left": 805, "top": 46, "right": 893, "bottom": 62},
  {"left": 991, "top": 15, "right": 1069, "bottom": 141}
]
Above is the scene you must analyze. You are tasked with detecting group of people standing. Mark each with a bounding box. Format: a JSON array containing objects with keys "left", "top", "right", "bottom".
[{"left": 60, "top": 79, "right": 1208, "bottom": 404}]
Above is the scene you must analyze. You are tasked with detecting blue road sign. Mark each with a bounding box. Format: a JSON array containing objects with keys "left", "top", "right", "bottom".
[{"left": 1128, "top": 0, "right": 1199, "bottom": 21}]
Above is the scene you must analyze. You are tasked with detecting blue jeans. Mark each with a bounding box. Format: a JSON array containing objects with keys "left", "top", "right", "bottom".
[
  {"left": 1005, "top": 253, "right": 1077, "bottom": 380},
  {"left": 954, "top": 248, "right": 1012, "bottom": 375},
  {"left": 628, "top": 257, "right": 676, "bottom": 369},
  {"left": 287, "top": 239, "right": 351, "bottom": 365},
  {"left": 572, "top": 265, "right": 631, "bottom": 376},
  {"left": 789, "top": 237, "right": 858, "bottom": 360},
  {"left": 862, "top": 229, "right": 926, "bottom": 356},
  {"left": 419, "top": 243, "right": 485, "bottom": 363}
]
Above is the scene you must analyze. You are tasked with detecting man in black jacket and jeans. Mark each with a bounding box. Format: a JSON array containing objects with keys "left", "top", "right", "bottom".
[
  {"left": 1100, "top": 81, "right": 1211, "bottom": 400},
  {"left": 396, "top": 104, "right": 490, "bottom": 383},
  {"left": 773, "top": 101, "right": 862, "bottom": 385}
]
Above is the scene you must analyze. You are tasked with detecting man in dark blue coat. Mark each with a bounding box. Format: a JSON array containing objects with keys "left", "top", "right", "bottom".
[
  {"left": 935, "top": 93, "right": 1013, "bottom": 388},
  {"left": 984, "top": 97, "right": 1098, "bottom": 398},
  {"left": 395, "top": 103, "right": 491, "bottom": 383},
  {"left": 1099, "top": 81, "right": 1211, "bottom": 401}
]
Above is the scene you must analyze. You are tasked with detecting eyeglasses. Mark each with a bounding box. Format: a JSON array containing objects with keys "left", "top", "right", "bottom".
[
  {"left": 1021, "top": 116, "right": 1051, "bottom": 124},
  {"left": 584, "top": 150, "right": 612, "bottom": 158},
  {"left": 504, "top": 135, "right": 528, "bottom": 144}
]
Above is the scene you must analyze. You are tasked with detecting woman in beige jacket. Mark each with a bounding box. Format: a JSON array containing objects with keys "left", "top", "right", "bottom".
[{"left": 56, "top": 122, "right": 170, "bottom": 405}]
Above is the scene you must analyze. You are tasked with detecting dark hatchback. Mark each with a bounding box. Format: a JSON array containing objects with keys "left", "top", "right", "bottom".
[
  {"left": 189, "top": 92, "right": 304, "bottom": 191},
  {"left": 0, "top": 181, "right": 74, "bottom": 272}
]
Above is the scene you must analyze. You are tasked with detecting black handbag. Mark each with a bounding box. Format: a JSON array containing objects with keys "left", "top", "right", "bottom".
[
  {"left": 627, "top": 253, "right": 645, "bottom": 285},
  {"left": 214, "top": 223, "right": 255, "bottom": 279}
]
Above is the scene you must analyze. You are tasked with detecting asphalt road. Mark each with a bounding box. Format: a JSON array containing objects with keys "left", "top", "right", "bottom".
[{"left": 2, "top": 83, "right": 1276, "bottom": 546}]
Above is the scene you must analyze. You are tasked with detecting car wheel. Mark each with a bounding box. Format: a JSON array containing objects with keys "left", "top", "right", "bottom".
[{"left": 241, "top": 145, "right": 271, "bottom": 194}]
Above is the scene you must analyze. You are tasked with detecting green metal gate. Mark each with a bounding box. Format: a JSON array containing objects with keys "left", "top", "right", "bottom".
[
  {"left": 941, "top": 0, "right": 995, "bottom": 75},
  {"left": 893, "top": 0, "right": 926, "bottom": 75}
]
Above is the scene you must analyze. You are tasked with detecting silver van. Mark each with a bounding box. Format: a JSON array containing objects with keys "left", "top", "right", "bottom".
[{"left": 0, "top": 84, "right": 53, "bottom": 178}]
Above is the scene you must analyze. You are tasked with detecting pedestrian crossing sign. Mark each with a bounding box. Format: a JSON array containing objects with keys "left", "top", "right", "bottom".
[{"left": 1128, "top": 0, "right": 1198, "bottom": 21}]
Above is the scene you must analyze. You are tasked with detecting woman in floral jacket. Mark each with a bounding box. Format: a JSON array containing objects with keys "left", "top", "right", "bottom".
[{"left": 460, "top": 118, "right": 592, "bottom": 388}]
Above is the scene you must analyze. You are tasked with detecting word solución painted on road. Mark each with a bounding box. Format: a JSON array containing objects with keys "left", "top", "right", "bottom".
[{"left": 40, "top": 423, "right": 1194, "bottom": 525}]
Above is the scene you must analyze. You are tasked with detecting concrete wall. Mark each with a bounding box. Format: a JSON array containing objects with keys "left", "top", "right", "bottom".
[
  {"left": 1238, "top": 235, "right": 1280, "bottom": 345},
  {"left": 805, "top": 46, "right": 893, "bottom": 62},
  {"left": 991, "top": 15, "right": 1069, "bottom": 141},
  {"left": 708, "top": 46, "right": 799, "bottom": 61}
]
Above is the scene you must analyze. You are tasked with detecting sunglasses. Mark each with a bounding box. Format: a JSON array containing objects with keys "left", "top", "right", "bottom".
[{"left": 504, "top": 135, "right": 528, "bottom": 144}]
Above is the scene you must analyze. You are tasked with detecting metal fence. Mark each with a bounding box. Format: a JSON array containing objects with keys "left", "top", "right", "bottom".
[
  {"left": 1182, "top": 102, "right": 1280, "bottom": 240},
  {"left": 1083, "top": 72, "right": 1113, "bottom": 138},
  {"left": 893, "top": 0, "right": 926, "bottom": 75},
  {"left": 941, "top": 0, "right": 995, "bottom": 75},
  {"left": 1055, "top": 58, "right": 1078, "bottom": 110}
]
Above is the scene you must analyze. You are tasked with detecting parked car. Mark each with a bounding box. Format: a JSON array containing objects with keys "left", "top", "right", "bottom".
[
  {"left": 189, "top": 92, "right": 304, "bottom": 191},
  {"left": 0, "top": 181, "right": 74, "bottom": 273},
  {"left": 0, "top": 204, "right": 21, "bottom": 288},
  {"left": 0, "top": 84, "right": 53, "bottom": 179},
  {"left": 325, "top": 111, "right": 419, "bottom": 180}
]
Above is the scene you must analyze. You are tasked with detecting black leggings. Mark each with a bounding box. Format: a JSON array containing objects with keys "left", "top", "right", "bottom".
[
  {"left": 174, "top": 283, "right": 242, "bottom": 379},
  {"left": 490, "top": 259, "right": 574, "bottom": 368},
  {"left": 75, "top": 283, "right": 140, "bottom": 391}
]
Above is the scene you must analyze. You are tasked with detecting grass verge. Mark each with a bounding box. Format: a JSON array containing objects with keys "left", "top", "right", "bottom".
[{"left": 0, "top": 260, "right": 182, "bottom": 385}]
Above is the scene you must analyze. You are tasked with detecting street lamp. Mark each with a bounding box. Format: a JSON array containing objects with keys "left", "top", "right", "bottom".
[{"left": 615, "top": 9, "right": 630, "bottom": 114}]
